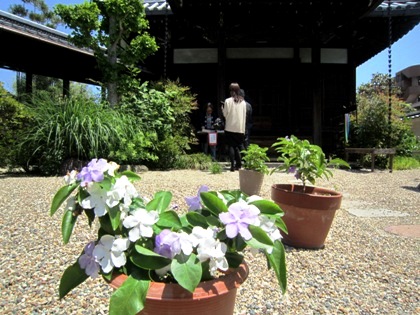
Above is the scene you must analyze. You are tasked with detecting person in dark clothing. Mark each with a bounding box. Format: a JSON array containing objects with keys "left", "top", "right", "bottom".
[
  {"left": 239, "top": 89, "right": 253, "bottom": 149},
  {"left": 222, "top": 83, "right": 246, "bottom": 171},
  {"left": 201, "top": 103, "right": 217, "bottom": 160}
]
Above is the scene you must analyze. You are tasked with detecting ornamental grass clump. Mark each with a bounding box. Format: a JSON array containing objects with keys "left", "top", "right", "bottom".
[
  {"left": 271, "top": 135, "right": 350, "bottom": 191},
  {"left": 51, "top": 158, "right": 287, "bottom": 315}
]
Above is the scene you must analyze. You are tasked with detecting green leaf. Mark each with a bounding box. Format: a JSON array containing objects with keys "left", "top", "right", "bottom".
[
  {"left": 62, "top": 209, "right": 77, "bottom": 244},
  {"left": 186, "top": 212, "right": 209, "bottom": 228},
  {"left": 266, "top": 241, "right": 287, "bottom": 294},
  {"left": 246, "top": 225, "right": 274, "bottom": 252},
  {"left": 250, "top": 199, "right": 284, "bottom": 215},
  {"left": 109, "top": 274, "right": 149, "bottom": 315},
  {"left": 59, "top": 262, "right": 89, "bottom": 299},
  {"left": 146, "top": 191, "right": 172, "bottom": 213},
  {"left": 50, "top": 183, "right": 78, "bottom": 216},
  {"left": 131, "top": 245, "right": 171, "bottom": 269},
  {"left": 171, "top": 253, "right": 202, "bottom": 293},
  {"left": 108, "top": 205, "right": 121, "bottom": 231},
  {"left": 200, "top": 192, "right": 227, "bottom": 216},
  {"left": 119, "top": 170, "right": 141, "bottom": 181},
  {"left": 157, "top": 210, "right": 182, "bottom": 229},
  {"left": 225, "top": 252, "right": 244, "bottom": 268}
]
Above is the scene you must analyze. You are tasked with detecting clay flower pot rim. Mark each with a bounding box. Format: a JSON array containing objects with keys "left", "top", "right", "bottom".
[
  {"left": 271, "top": 183, "right": 342, "bottom": 198},
  {"left": 108, "top": 262, "right": 249, "bottom": 300}
]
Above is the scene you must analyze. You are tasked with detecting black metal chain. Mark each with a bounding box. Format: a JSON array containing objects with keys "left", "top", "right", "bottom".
[
  {"left": 163, "top": 4, "right": 169, "bottom": 79},
  {"left": 387, "top": 1, "right": 392, "bottom": 147}
]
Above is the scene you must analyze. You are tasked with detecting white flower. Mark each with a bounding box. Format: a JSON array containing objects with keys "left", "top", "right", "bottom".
[
  {"left": 257, "top": 216, "right": 282, "bottom": 253},
  {"left": 190, "top": 226, "right": 216, "bottom": 247},
  {"left": 64, "top": 170, "right": 78, "bottom": 185},
  {"left": 196, "top": 238, "right": 228, "bottom": 276},
  {"left": 93, "top": 235, "right": 130, "bottom": 274},
  {"left": 122, "top": 209, "right": 159, "bottom": 242},
  {"left": 178, "top": 231, "right": 194, "bottom": 256},
  {"left": 80, "top": 182, "right": 108, "bottom": 217},
  {"left": 106, "top": 175, "right": 138, "bottom": 208},
  {"left": 107, "top": 161, "right": 120, "bottom": 176}
]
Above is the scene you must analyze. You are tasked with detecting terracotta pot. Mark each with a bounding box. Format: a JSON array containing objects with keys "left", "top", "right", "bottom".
[
  {"left": 108, "top": 262, "right": 249, "bottom": 315},
  {"left": 271, "top": 184, "right": 342, "bottom": 249},
  {"left": 239, "top": 169, "right": 265, "bottom": 196}
]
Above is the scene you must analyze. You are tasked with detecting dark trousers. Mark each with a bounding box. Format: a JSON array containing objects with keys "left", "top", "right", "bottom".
[{"left": 225, "top": 131, "right": 245, "bottom": 169}]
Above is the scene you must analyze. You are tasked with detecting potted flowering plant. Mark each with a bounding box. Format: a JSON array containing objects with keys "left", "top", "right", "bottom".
[
  {"left": 270, "top": 135, "right": 350, "bottom": 249},
  {"left": 239, "top": 144, "right": 270, "bottom": 196},
  {"left": 51, "top": 158, "right": 287, "bottom": 315}
]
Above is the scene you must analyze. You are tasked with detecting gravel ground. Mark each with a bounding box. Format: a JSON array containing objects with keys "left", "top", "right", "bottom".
[{"left": 0, "top": 166, "right": 419, "bottom": 315}]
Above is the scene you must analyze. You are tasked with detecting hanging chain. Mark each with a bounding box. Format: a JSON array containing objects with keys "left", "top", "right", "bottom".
[
  {"left": 163, "top": 4, "right": 169, "bottom": 79},
  {"left": 387, "top": 1, "right": 392, "bottom": 147}
]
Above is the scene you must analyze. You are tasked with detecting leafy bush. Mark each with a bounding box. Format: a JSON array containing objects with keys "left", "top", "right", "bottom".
[
  {"left": 172, "top": 153, "right": 212, "bottom": 170},
  {"left": 119, "top": 79, "right": 198, "bottom": 169},
  {"left": 0, "top": 83, "right": 33, "bottom": 168},
  {"left": 393, "top": 156, "right": 420, "bottom": 170},
  {"left": 350, "top": 74, "right": 418, "bottom": 161},
  {"left": 209, "top": 162, "right": 223, "bottom": 174},
  {"left": 18, "top": 92, "right": 154, "bottom": 174}
]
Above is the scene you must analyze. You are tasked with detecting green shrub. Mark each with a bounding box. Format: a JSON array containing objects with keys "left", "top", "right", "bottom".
[
  {"left": 18, "top": 92, "right": 153, "bottom": 174},
  {"left": 173, "top": 153, "right": 212, "bottom": 170},
  {"left": 119, "top": 79, "right": 198, "bottom": 169},
  {"left": 0, "top": 83, "right": 33, "bottom": 168},
  {"left": 393, "top": 156, "right": 420, "bottom": 170},
  {"left": 209, "top": 162, "right": 223, "bottom": 174}
]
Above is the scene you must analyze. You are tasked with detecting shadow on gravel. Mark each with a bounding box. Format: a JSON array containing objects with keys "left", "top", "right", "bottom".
[{"left": 401, "top": 185, "right": 420, "bottom": 193}]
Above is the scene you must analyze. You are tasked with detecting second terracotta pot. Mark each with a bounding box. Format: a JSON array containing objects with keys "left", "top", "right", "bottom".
[{"left": 271, "top": 184, "right": 342, "bottom": 249}]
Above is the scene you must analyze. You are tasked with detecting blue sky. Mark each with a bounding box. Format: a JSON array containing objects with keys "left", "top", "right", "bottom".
[{"left": 1, "top": 0, "right": 419, "bottom": 92}]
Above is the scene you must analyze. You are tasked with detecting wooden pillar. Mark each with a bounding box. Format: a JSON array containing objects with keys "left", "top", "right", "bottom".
[
  {"left": 217, "top": 10, "right": 226, "bottom": 115},
  {"left": 312, "top": 47, "right": 322, "bottom": 146},
  {"left": 63, "top": 79, "right": 70, "bottom": 98},
  {"left": 25, "top": 71, "right": 33, "bottom": 95}
]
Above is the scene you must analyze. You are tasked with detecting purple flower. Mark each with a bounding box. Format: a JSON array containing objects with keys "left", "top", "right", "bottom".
[
  {"left": 77, "top": 158, "right": 108, "bottom": 186},
  {"left": 154, "top": 229, "right": 181, "bottom": 259},
  {"left": 185, "top": 185, "right": 209, "bottom": 211},
  {"left": 78, "top": 241, "right": 100, "bottom": 278},
  {"left": 294, "top": 171, "right": 301, "bottom": 180},
  {"left": 287, "top": 166, "right": 296, "bottom": 174},
  {"left": 219, "top": 201, "right": 260, "bottom": 240}
]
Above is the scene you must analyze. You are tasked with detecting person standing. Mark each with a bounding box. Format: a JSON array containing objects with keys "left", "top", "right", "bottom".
[
  {"left": 201, "top": 103, "right": 217, "bottom": 160},
  {"left": 240, "top": 89, "right": 253, "bottom": 149},
  {"left": 222, "top": 82, "right": 247, "bottom": 171}
]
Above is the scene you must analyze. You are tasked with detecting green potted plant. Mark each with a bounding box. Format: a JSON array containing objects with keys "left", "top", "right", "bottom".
[
  {"left": 239, "top": 144, "right": 270, "bottom": 196},
  {"left": 51, "top": 158, "right": 287, "bottom": 315},
  {"left": 270, "top": 135, "right": 350, "bottom": 249}
]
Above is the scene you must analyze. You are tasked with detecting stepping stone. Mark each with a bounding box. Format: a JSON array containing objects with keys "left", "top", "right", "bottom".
[
  {"left": 345, "top": 207, "right": 409, "bottom": 217},
  {"left": 384, "top": 225, "right": 420, "bottom": 238}
]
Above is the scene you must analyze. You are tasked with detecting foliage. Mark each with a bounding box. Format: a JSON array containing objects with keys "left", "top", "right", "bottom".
[
  {"left": 119, "top": 80, "right": 198, "bottom": 169},
  {"left": 241, "top": 144, "right": 270, "bottom": 175},
  {"left": 0, "top": 83, "right": 33, "bottom": 168},
  {"left": 271, "top": 135, "right": 350, "bottom": 191},
  {"left": 351, "top": 73, "right": 418, "bottom": 158},
  {"left": 172, "top": 153, "right": 213, "bottom": 171},
  {"left": 51, "top": 158, "right": 288, "bottom": 315},
  {"left": 209, "top": 162, "right": 223, "bottom": 174},
  {"left": 9, "top": 0, "right": 61, "bottom": 28},
  {"left": 393, "top": 156, "right": 420, "bottom": 170},
  {"left": 55, "top": 0, "right": 158, "bottom": 106},
  {"left": 17, "top": 92, "right": 154, "bottom": 174}
]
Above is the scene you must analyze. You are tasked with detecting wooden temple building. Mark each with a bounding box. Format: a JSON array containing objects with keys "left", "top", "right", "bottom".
[
  {"left": 142, "top": 0, "right": 420, "bottom": 153},
  {"left": 1, "top": 0, "right": 420, "bottom": 153}
]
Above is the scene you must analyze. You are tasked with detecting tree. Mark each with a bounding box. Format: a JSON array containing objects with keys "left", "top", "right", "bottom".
[
  {"left": 9, "top": 0, "right": 61, "bottom": 28},
  {"left": 55, "top": 0, "right": 158, "bottom": 106},
  {"left": 350, "top": 73, "right": 418, "bottom": 159}
]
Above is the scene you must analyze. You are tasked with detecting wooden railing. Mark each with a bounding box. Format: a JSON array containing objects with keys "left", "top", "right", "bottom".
[{"left": 344, "top": 148, "right": 396, "bottom": 173}]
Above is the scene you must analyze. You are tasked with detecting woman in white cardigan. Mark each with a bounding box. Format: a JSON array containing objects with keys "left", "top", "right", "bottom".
[{"left": 222, "top": 82, "right": 247, "bottom": 172}]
